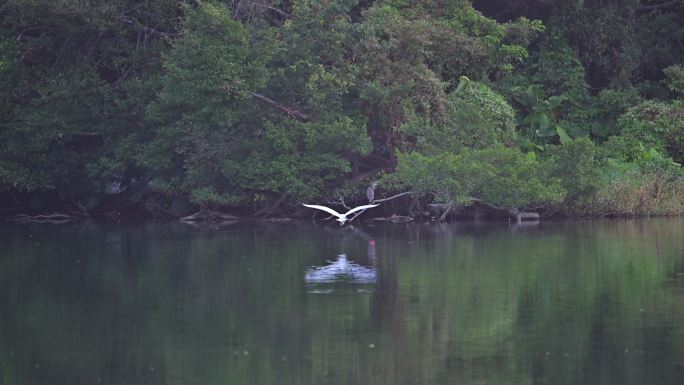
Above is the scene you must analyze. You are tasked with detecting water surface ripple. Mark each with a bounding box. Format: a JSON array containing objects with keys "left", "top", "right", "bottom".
[{"left": 1, "top": 219, "right": 683, "bottom": 385}]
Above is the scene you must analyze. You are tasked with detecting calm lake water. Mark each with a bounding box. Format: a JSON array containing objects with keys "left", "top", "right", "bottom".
[{"left": 1, "top": 219, "right": 684, "bottom": 385}]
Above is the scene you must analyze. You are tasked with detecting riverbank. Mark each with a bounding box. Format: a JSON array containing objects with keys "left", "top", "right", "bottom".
[{"left": 2, "top": 186, "right": 682, "bottom": 225}]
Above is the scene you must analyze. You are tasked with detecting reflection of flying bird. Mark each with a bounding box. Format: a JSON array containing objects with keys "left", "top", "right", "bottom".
[
  {"left": 305, "top": 254, "right": 377, "bottom": 284},
  {"left": 302, "top": 203, "right": 379, "bottom": 225}
]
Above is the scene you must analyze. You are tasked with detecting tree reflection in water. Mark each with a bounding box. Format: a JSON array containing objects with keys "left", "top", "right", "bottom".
[{"left": 1, "top": 219, "right": 684, "bottom": 385}]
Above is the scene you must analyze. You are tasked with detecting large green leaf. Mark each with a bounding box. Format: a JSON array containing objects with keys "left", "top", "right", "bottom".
[
  {"left": 526, "top": 85, "right": 544, "bottom": 102},
  {"left": 547, "top": 95, "right": 566, "bottom": 110},
  {"left": 557, "top": 126, "right": 573, "bottom": 145},
  {"left": 538, "top": 114, "right": 550, "bottom": 131}
]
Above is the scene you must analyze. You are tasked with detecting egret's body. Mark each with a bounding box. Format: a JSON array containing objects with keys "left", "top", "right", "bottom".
[{"left": 302, "top": 203, "right": 379, "bottom": 225}]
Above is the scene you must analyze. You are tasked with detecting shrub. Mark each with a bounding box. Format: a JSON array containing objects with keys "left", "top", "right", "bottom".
[
  {"left": 385, "top": 145, "right": 564, "bottom": 209},
  {"left": 400, "top": 81, "right": 518, "bottom": 154},
  {"left": 583, "top": 172, "right": 684, "bottom": 217},
  {"left": 608, "top": 100, "right": 684, "bottom": 163},
  {"left": 663, "top": 64, "right": 684, "bottom": 97},
  {"left": 544, "top": 138, "right": 603, "bottom": 203},
  {"left": 574, "top": 149, "right": 684, "bottom": 216}
]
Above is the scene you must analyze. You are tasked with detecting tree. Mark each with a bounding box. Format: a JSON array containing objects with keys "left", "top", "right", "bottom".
[
  {"left": 0, "top": 0, "right": 180, "bottom": 206},
  {"left": 143, "top": 1, "right": 371, "bottom": 210}
]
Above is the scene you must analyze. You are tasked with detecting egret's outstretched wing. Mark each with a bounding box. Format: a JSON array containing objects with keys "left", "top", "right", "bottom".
[
  {"left": 344, "top": 204, "right": 379, "bottom": 216},
  {"left": 302, "top": 204, "right": 343, "bottom": 218}
]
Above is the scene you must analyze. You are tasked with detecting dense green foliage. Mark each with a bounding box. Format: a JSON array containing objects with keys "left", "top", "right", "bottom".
[
  {"left": 386, "top": 145, "right": 564, "bottom": 208},
  {"left": 1, "top": 0, "right": 683, "bottom": 217}
]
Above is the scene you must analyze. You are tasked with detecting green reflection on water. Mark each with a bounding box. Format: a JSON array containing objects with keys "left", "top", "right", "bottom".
[{"left": 0, "top": 219, "right": 683, "bottom": 385}]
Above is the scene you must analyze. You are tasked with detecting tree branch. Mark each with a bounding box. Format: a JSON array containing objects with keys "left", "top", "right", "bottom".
[
  {"left": 470, "top": 197, "right": 519, "bottom": 216},
  {"left": 253, "top": 193, "right": 286, "bottom": 217},
  {"left": 117, "top": 16, "right": 180, "bottom": 38},
  {"left": 328, "top": 195, "right": 351, "bottom": 210},
  {"left": 638, "top": 0, "right": 681, "bottom": 11},
  {"left": 372, "top": 191, "right": 413, "bottom": 203},
  {"left": 249, "top": 91, "right": 311, "bottom": 122},
  {"left": 350, "top": 169, "right": 381, "bottom": 183},
  {"left": 247, "top": 2, "right": 292, "bottom": 18},
  {"left": 438, "top": 206, "right": 452, "bottom": 222},
  {"left": 343, "top": 191, "right": 413, "bottom": 223}
]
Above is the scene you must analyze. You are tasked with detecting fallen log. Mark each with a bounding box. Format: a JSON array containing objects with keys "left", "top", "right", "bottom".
[
  {"left": 180, "top": 210, "right": 239, "bottom": 222},
  {"left": 263, "top": 217, "right": 292, "bottom": 222},
  {"left": 516, "top": 212, "right": 540, "bottom": 222},
  {"left": 11, "top": 213, "right": 76, "bottom": 224},
  {"left": 371, "top": 215, "right": 413, "bottom": 223},
  {"left": 181, "top": 219, "right": 238, "bottom": 228}
]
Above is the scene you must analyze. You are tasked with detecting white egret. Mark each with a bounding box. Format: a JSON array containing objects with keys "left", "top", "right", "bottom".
[{"left": 302, "top": 203, "right": 379, "bottom": 225}]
